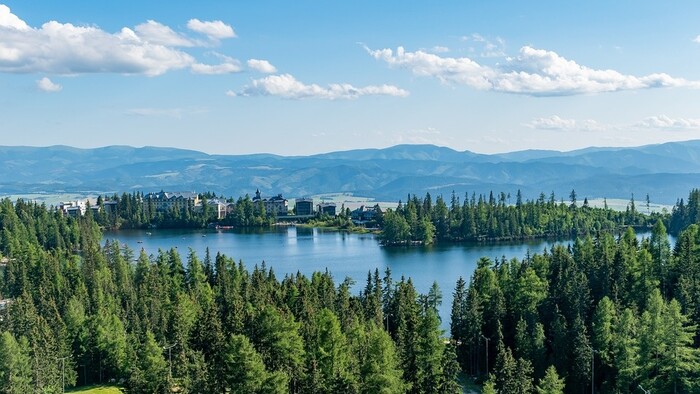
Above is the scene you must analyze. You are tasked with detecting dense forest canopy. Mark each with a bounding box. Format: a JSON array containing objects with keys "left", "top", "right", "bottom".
[
  {"left": 0, "top": 198, "right": 457, "bottom": 393},
  {"left": 0, "top": 189, "right": 699, "bottom": 392},
  {"left": 379, "top": 190, "right": 661, "bottom": 245},
  {"left": 452, "top": 221, "right": 700, "bottom": 393}
]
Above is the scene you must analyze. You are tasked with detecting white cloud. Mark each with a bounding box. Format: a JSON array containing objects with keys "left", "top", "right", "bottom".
[
  {"left": 635, "top": 115, "right": 700, "bottom": 130},
  {"left": 368, "top": 45, "right": 697, "bottom": 96},
  {"left": 368, "top": 46, "right": 493, "bottom": 89},
  {"left": 187, "top": 19, "right": 235, "bottom": 40},
  {"left": 191, "top": 62, "right": 241, "bottom": 75},
  {"left": 0, "top": 4, "right": 28, "bottom": 30},
  {"left": 134, "top": 20, "right": 194, "bottom": 47},
  {"left": 36, "top": 76, "right": 61, "bottom": 92},
  {"left": 233, "top": 73, "right": 409, "bottom": 100},
  {"left": 0, "top": 5, "right": 240, "bottom": 76},
  {"left": 247, "top": 59, "right": 277, "bottom": 74},
  {"left": 525, "top": 114, "right": 700, "bottom": 133},
  {"left": 192, "top": 53, "right": 241, "bottom": 74},
  {"left": 431, "top": 46, "right": 450, "bottom": 53},
  {"left": 694, "top": 35, "right": 700, "bottom": 44},
  {"left": 525, "top": 115, "right": 602, "bottom": 131}
]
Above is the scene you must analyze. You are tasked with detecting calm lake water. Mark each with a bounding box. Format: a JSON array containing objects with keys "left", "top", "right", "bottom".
[{"left": 103, "top": 227, "right": 662, "bottom": 330}]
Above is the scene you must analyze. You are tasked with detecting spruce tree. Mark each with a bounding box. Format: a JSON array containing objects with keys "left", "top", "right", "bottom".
[
  {"left": 222, "top": 334, "right": 269, "bottom": 393},
  {"left": 613, "top": 308, "right": 640, "bottom": 392},
  {"left": 657, "top": 299, "right": 700, "bottom": 393},
  {"left": 438, "top": 343, "right": 461, "bottom": 394},
  {"left": 536, "top": 366, "right": 565, "bottom": 394},
  {"left": 415, "top": 308, "right": 444, "bottom": 393}
]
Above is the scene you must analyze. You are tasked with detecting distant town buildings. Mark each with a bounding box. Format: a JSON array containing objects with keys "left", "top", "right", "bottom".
[
  {"left": 351, "top": 205, "right": 381, "bottom": 224},
  {"left": 194, "top": 198, "right": 228, "bottom": 220},
  {"left": 317, "top": 202, "right": 337, "bottom": 216},
  {"left": 143, "top": 191, "right": 200, "bottom": 213},
  {"left": 102, "top": 200, "right": 118, "bottom": 214},
  {"left": 59, "top": 200, "right": 100, "bottom": 217},
  {"left": 59, "top": 200, "right": 87, "bottom": 217},
  {"left": 57, "top": 190, "right": 341, "bottom": 220},
  {"left": 253, "top": 189, "right": 289, "bottom": 216},
  {"left": 295, "top": 198, "right": 314, "bottom": 216},
  {"left": 252, "top": 192, "right": 343, "bottom": 218}
]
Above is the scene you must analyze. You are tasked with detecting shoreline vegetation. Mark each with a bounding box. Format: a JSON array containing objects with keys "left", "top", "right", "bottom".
[{"left": 90, "top": 189, "right": 686, "bottom": 247}]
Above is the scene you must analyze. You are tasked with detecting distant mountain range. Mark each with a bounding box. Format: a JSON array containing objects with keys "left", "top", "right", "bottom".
[{"left": 1, "top": 141, "right": 700, "bottom": 204}]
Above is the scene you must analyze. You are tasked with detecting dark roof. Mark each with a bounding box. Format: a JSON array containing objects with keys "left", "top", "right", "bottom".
[{"left": 144, "top": 191, "right": 198, "bottom": 200}]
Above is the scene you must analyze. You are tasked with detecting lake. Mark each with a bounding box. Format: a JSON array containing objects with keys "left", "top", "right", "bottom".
[{"left": 103, "top": 227, "right": 660, "bottom": 330}]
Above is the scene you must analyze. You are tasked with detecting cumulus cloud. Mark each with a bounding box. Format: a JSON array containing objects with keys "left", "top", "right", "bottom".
[
  {"left": 0, "top": 5, "right": 238, "bottom": 76},
  {"left": 0, "top": 4, "right": 28, "bottom": 30},
  {"left": 368, "top": 46, "right": 493, "bottom": 89},
  {"left": 36, "top": 76, "right": 61, "bottom": 92},
  {"left": 232, "top": 73, "right": 409, "bottom": 100},
  {"left": 247, "top": 59, "right": 277, "bottom": 74},
  {"left": 525, "top": 115, "right": 603, "bottom": 131},
  {"left": 635, "top": 115, "right": 700, "bottom": 130},
  {"left": 368, "top": 45, "right": 697, "bottom": 96},
  {"left": 430, "top": 46, "right": 450, "bottom": 53},
  {"left": 187, "top": 18, "right": 235, "bottom": 40},
  {"left": 134, "top": 20, "right": 194, "bottom": 47}
]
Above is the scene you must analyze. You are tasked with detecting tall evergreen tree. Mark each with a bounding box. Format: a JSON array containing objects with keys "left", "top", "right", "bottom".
[
  {"left": 438, "top": 343, "right": 461, "bottom": 394},
  {"left": 569, "top": 316, "right": 592, "bottom": 394},
  {"left": 128, "top": 330, "right": 168, "bottom": 393},
  {"left": 308, "top": 308, "right": 355, "bottom": 393},
  {"left": 222, "top": 334, "right": 271, "bottom": 394},
  {"left": 414, "top": 308, "right": 443, "bottom": 393},
  {"left": 612, "top": 308, "right": 640, "bottom": 392},
  {"left": 251, "top": 305, "right": 305, "bottom": 391},
  {"left": 535, "top": 366, "right": 565, "bottom": 394},
  {"left": 657, "top": 299, "right": 700, "bottom": 393},
  {"left": 360, "top": 327, "right": 408, "bottom": 394},
  {"left": 0, "top": 332, "right": 33, "bottom": 393},
  {"left": 450, "top": 276, "right": 468, "bottom": 369}
]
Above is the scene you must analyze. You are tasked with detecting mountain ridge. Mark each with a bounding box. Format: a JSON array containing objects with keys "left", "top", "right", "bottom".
[{"left": 1, "top": 140, "right": 699, "bottom": 204}]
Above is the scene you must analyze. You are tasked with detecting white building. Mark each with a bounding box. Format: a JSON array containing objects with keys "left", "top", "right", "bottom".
[
  {"left": 59, "top": 200, "right": 87, "bottom": 217},
  {"left": 143, "top": 191, "right": 200, "bottom": 213}
]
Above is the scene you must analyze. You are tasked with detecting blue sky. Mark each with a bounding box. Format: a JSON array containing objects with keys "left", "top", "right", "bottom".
[{"left": 2, "top": 1, "right": 700, "bottom": 155}]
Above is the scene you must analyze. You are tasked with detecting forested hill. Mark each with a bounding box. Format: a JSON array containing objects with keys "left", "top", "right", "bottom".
[
  {"left": 3, "top": 140, "right": 700, "bottom": 203},
  {"left": 1, "top": 197, "right": 700, "bottom": 392}
]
